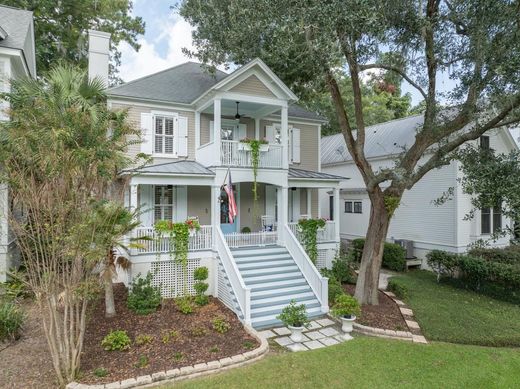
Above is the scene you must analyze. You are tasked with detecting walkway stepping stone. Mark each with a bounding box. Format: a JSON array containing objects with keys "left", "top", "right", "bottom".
[
  {"left": 274, "top": 336, "right": 293, "bottom": 346},
  {"left": 304, "top": 321, "right": 322, "bottom": 331},
  {"left": 306, "top": 330, "right": 326, "bottom": 340},
  {"left": 320, "top": 337, "right": 340, "bottom": 346},
  {"left": 287, "top": 343, "right": 308, "bottom": 352},
  {"left": 273, "top": 327, "right": 291, "bottom": 336},
  {"left": 320, "top": 327, "right": 340, "bottom": 337},
  {"left": 400, "top": 307, "right": 413, "bottom": 316},
  {"left": 258, "top": 329, "right": 276, "bottom": 339},
  {"left": 406, "top": 320, "right": 420, "bottom": 329},
  {"left": 304, "top": 340, "right": 326, "bottom": 350},
  {"left": 316, "top": 318, "right": 335, "bottom": 327}
]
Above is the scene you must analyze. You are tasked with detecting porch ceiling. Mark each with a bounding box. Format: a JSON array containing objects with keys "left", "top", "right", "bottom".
[{"left": 202, "top": 99, "right": 279, "bottom": 118}]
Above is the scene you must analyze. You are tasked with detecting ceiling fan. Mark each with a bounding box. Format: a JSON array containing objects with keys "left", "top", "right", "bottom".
[{"left": 234, "top": 101, "right": 250, "bottom": 121}]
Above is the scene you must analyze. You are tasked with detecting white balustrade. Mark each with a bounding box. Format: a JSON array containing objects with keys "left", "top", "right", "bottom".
[
  {"left": 224, "top": 231, "right": 278, "bottom": 248},
  {"left": 288, "top": 220, "right": 337, "bottom": 243},
  {"left": 134, "top": 225, "right": 213, "bottom": 254},
  {"left": 220, "top": 140, "right": 283, "bottom": 168}
]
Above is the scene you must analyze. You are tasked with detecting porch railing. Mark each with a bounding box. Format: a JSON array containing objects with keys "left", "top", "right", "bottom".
[
  {"left": 220, "top": 140, "right": 283, "bottom": 168},
  {"left": 224, "top": 230, "right": 278, "bottom": 248},
  {"left": 133, "top": 225, "right": 213, "bottom": 254},
  {"left": 288, "top": 220, "right": 337, "bottom": 243}
]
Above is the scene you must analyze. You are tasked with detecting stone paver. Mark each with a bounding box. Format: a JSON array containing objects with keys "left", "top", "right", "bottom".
[
  {"left": 412, "top": 334, "right": 428, "bottom": 344},
  {"left": 320, "top": 337, "right": 340, "bottom": 346},
  {"left": 286, "top": 343, "right": 308, "bottom": 352},
  {"left": 320, "top": 327, "right": 340, "bottom": 337},
  {"left": 394, "top": 299, "right": 406, "bottom": 306},
  {"left": 304, "top": 340, "right": 326, "bottom": 350},
  {"left": 406, "top": 320, "right": 421, "bottom": 329},
  {"left": 274, "top": 336, "right": 293, "bottom": 346},
  {"left": 258, "top": 329, "right": 276, "bottom": 339},
  {"left": 306, "top": 330, "right": 326, "bottom": 340},
  {"left": 273, "top": 327, "right": 292, "bottom": 336},
  {"left": 334, "top": 335, "right": 347, "bottom": 343},
  {"left": 379, "top": 271, "right": 392, "bottom": 290},
  {"left": 316, "top": 318, "right": 335, "bottom": 327},
  {"left": 400, "top": 307, "right": 413, "bottom": 316},
  {"left": 305, "top": 321, "right": 322, "bottom": 331}
]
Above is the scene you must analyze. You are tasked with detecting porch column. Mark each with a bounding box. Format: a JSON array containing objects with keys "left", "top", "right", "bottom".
[
  {"left": 211, "top": 185, "right": 220, "bottom": 249},
  {"left": 307, "top": 189, "right": 312, "bottom": 217},
  {"left": 333, "top": 187, "right": 340, "bottom": 242},
  {"left": 214, "top": 99, "right": 222, "bottom": 166},
  {"left": 277, "top": 186, "right": 289, "bottom": 244},
  {"left": 129, "top": 184, "right": 138, "bottom": 212},
  {"left": 255, "top": 118, "right": 260, "bottom": 140},
  {"left": 195, "top": 110, "right": 201, "bottom": 149},
  {"left": 281, "top": 105, "right": 289, "bottom": 169}
]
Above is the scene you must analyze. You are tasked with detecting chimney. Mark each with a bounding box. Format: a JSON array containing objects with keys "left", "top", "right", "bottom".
[{"left": 88, "top": 30, "right": 111, "bottom": 87}]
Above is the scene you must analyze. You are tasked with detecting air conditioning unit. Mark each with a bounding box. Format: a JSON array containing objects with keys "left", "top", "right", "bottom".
[{"left": 395, "top": 239, "right": 415, "bottom": 259}]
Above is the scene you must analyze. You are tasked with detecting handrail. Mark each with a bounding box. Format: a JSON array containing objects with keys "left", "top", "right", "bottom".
[
  {"left": 284, "top": 224, "right": 329, "bottom": 313},
  {"left": 215, "top": 227, "right": 251, "bottom": 324}
]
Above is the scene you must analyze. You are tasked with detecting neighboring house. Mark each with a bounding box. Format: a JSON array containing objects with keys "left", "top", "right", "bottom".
[
  {"left": 320, "top": 115, "right": 518, "bottom": 263},
  {"left": 86, "top": 32, "right": 344, "bottom": 328},
  {"left": 0, "top": 6, "right": 36, "bottom": 283}
]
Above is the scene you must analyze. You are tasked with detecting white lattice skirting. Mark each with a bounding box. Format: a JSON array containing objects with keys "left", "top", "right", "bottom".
[{"left": 151, "top": 259, "right": 202, "bottom": 298}]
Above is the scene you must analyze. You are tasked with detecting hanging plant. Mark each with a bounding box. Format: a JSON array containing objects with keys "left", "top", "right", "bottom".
[
  {"left": 297, "top": 218, "right": 326, "bottom": 264},
  {"left": 154, "top": 219, "right": 201, "bottom": 295},
  {"left": 240, "top": 138, "right": 268, "bottom": 202}
]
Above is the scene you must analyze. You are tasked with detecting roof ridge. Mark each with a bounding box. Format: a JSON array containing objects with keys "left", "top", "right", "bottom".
[
  {"left": 0, "top": 4, "right": 33, "bottom": 14},
  {"left": 107, "top": 61, "right": 228, "bottom": 92}
]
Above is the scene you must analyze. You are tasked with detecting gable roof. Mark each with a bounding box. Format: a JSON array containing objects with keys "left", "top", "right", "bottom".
[
  {"left": 0, "top": 5, "right": 36, "bottom": 77},
  {"left": 107, "top": 60, "right": 323, "bottom": 121},
  {"left": 288, "top": 167, "right": 347, "bottom": 181}
]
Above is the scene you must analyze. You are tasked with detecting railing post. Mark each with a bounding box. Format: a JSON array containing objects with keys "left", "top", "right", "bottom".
[
  {"left": 333, "top": 187, "right": 340, "bottom": 243},
  {"left": 277, "top": 186, "right": 288, "bottom": 244},
  {"left": 214, "top": 99, "right": 221, "bottom": 166},
  {"left": 281, "top": 105, "right": 289, "bottom": 169},
  {"left": 211, "top": 185, "right": 220, "bottom": 250}
]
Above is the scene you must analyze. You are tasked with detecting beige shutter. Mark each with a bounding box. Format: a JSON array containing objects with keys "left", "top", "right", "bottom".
[
  {"left": 292, "top": 127, "right": 301, "bottom": 163},
  {"left": 237, "top": 123, "right": 247, "bottom": 140},
  {"left": 140, "top": 112, "right": 153, "bottom": 154},
  {"left": 265, "top": 125, "right": 275, "bottom": 143},
  {"left": 209, "top": 120, "right": 214, "bottom": 142},
  {"left": 177, "top": 116, "right": 188, "bottom": 157}
]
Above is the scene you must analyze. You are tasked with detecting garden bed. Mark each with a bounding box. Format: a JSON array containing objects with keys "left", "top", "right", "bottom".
[
  {"left": 343, "top": 284, "right": 408, "bottom": 332},
  {"left": 80, "top": 283, "right": 259, "bottom": 385}
]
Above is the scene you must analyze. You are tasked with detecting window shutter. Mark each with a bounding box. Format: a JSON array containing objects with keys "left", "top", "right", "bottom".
[
  {"left": 209, "top": 121, "right": 214, "bottom": 142},
  {"left": 177, "top": 116, "right": 188, "bottom": 157},
  {"left": 140, "top": 112, "right": 153, "bottom": 154},
  {"left": 291, "top": 127, "right": 301, "bottom": 163},
  {"left": 139, "top": 185, "right": 154, "bottom": 226},
  {"left": 176, "top": 186, "right": 188, "bottom": 221},
  {"left": 238, "top": 123, "right": 247, "bottom": 140},
  {"left": 266, "top": 125, "right": 275, "bottom": 143}
]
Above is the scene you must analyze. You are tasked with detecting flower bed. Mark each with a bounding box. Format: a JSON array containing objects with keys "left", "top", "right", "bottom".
[{"left": 80, "top": 284, "right": 259, "bottom": 385}]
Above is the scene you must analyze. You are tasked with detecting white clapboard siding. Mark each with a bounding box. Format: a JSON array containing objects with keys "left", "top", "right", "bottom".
[
  {"left": 140, "top": 112, "right": 153, "bottom": 154},
  {"left": 177, "top": 116, "right": 188, "bottom": 157},
  {"left": 265, "top": 125, "right": 275, "bottom": 143},
  {"left": 176, "top": 186, "right": 188, "bottom": 221}
]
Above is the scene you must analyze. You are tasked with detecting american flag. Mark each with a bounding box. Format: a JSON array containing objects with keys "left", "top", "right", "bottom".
[{"left": 224, "top": 168, "right": 237, "bottom": 223}]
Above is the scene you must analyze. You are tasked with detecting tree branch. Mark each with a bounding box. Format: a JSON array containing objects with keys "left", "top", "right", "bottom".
[{"left": 359, "top": 64, "right": 427, "bottom": 100}]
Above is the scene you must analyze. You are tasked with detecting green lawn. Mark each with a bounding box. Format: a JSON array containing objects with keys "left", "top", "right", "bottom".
[
  {"left": 391, "top": 270, "right": 520, "bottom": 347},
  {"left": 168, "top": 337, "right": 520, "bottom": 389}
]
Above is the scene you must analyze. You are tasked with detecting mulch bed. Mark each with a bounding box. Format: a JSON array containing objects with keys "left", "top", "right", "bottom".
[
  {"left": 80, "top": 283, "right": 258, "bottom": 385},
  {"left": 343, "top": 284, "right": 408, "bottom": 332}
]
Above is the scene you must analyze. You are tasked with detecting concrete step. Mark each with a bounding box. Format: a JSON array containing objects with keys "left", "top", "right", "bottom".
[
  {"left": 231, "top": 247, "right": 287, "bottom": 257},
  {"left": 248, "top": 278, "right": 309, "bottom": 291},
  {"left": 251, "top": 285, "right": 312, "bottom": 298},
  {"left": 243, "top": 271, "right": 303, "bottom": 285},
  {"left": 251, "top": 299, "right": 321, "bottom": 317},
  {"left": 234, "top": 253, "right": 293, "bottom": 263},
  {"left": 251, "top": 306, "right": 323, "bottom": 329},
  {"left": 240, "top": 265, "right": 299, "bottom": 278},
  {"left": 250, "top": 291, "right": 316, "bottom": 309},
  {"left": 237, "top": 259, "right": 295, "bottom": 270}
]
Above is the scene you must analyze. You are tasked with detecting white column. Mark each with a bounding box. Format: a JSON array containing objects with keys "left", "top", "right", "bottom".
[
  {"left": 195, "top": 110, "right": 201, "bottom": 149},
  {"left": 211, "top": 185, "right": 220, "bottom": 249},
  {"left": 307, "top": 189, "right": 312, "bottom": 217},
  {"left": 277, "top": 186, "right": 289, "bottom": 244},
  {"left": 214, "top": 99, "right": 222, "bottom": 166},
  {"left": 255, "top": 118, "right": 260, "bottom": 140},
  {"left": 129, "top": 184, "right": 138, "bottom": 212},
  {"left": 0, "top": 184, "right": 8, "bottom": 283},
  {"left": 333, "top": 187, "right": 340, "bottom": 242},
  {"left": 281, "top": 105, "right": 289, "bottom": 169}
]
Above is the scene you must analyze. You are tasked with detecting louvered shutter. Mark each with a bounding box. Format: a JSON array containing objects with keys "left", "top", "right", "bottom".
[
  {"left": 291, "top": 127, "right": 301, "bottom": 163},
  {"left": 209, "top": 121, "right": 214, "bottom": 142},
  {"left": 140, "top": 112, "right": 153, "bottom": 154},
  {"left": 177, "top": 116, "right": 188, "bottom": 157},
  {"left": 237, "top": 123, "right": 247, "bottom": 140}
]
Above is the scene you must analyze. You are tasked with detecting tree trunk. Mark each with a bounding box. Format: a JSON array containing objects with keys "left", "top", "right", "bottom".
[
  {"left": 104, "top": 271, "right": 116, "bottom": 318},
  {"left": 354, "top": 190, "right": 392, "bottom": 305}
]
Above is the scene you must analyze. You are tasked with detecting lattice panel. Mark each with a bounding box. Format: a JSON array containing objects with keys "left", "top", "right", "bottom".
[
  {"left": 151, "top": 259, "right": 201, "bottom": 298},
  {"left": 316, "top": 249, "right": 328, "bottom": 270},
  {"left": 217, "top": 262, "right": 238, "bottom": 313}
]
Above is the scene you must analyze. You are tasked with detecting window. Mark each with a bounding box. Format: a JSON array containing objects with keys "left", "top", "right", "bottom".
[
  {"left": 481, "top": 207, "right": 491, "bottom": 234},
  {"left": 154, "top": 115, "right": 175, "bottom": 154},
  {"left": 493, "top": 204, "right": 502, "bottom": 233},
  {"left": 345, "top": 201, "right": 353, "bottom": 213},
  {"left": 480, "top": 136, "right": 490, "bottom": 150},
  {"left": 481, "top": 200, "right": 502, "bottom": 235},
  {"left": 329, "top": 196, "right": 334, "bottom": 220},
  {"left": 154, "top": 185, "right": 174, "bottom": 222},
  {"left": 345, "top": 201, "right": 362, "bottom": 214},
  {"left": 354, "top": 201, "right": 362, "bottom": 214}
]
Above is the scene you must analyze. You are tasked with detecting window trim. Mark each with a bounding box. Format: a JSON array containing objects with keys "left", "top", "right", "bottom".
[
  {"left": 480, "top": 202, "right": 502, "bottom": 235},
  {"left": 344, "top": 201, "right": 353, "bottom": 213},
  {"left": 153, "top": 185, "right": 175, "bottom": 223},
  {"left": 152, "top": 111, "right": 178, "bottom": 158},
  {"left": 353, "top": 201, "right": 363, "bottom": 214},
  {"left": 480, "top": 135, "right": 490, "bottom": 150}
]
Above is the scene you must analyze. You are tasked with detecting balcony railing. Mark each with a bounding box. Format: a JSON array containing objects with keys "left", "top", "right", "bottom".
[
  {"left": 133, "top": 225, "right": 213, "bottom": 254},
  {"left": 224, "top": 230, "right": 278, "bottom": 248},
  {"left": 288, "top": 221, "right": 337, "bottom": 243},
  {"left": 220, "top": 140, "right": 283, "bottom": 168}
]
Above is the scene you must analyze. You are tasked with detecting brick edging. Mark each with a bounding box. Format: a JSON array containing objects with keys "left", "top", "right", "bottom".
[{"left": 66, "top": 325, "right": 269, "bottom": 389}]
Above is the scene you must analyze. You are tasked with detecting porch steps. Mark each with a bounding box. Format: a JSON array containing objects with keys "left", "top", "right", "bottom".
[{"left": 231, "top": 245, "right": 323, "bottom": 329}]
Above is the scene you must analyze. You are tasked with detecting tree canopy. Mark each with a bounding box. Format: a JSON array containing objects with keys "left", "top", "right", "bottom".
[{"left": 1, "top": 0, "right": 145, "bottom": 83}]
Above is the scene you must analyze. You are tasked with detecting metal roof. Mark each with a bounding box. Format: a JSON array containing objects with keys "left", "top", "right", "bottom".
[
  {"left": 321, "top": 114, "right": 425, "bottom": 165},
  {"left": 127, "top": 160, "right": 215, "bottom": 176},
  {"left": 288, "top": 167, "right": 347, "bottom": 181},
  {"left": 0, "top": 6, "right": 35, "bottom": 77}
]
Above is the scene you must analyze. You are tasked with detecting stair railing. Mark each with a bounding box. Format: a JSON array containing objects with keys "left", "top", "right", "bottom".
[
  {"left": 284, "top": 224, "right": 329, "bottom": 313},
  {"left": 215, "top": 227, "right": 251, "bottom": 324}
]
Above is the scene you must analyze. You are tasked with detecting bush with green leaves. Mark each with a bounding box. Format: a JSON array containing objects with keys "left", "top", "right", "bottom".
[
  {"left": 323, "top": 271, "right": 345, "bottom": 304},
  {"left": 193, "top": 266, "right": 209, "bottom": 306},
  {"left": 468, "top": 246, "right": 520, "bottom": 265},
  {"left": 93, "top": 367, "right": 108, "bottom": 378},
  {"left": 331, "top": 254, "right": 355, "bottom": 283},
  {"left": 0, "top": 298, "right": 25, "bottom": 341},
  {"left": 388, "top": 279, "right": 408, "bottom": 300},
  {"left": 212, "top": 317, "right": 231, "bottom": 334},
  {"left": 101, "top": 330, "right": 131, "bottom": 351},
  {"left": 427, "top": 250, "right": 459, "bottom": 282},
  {"left": 127, "top": 272, "right": 162, "bottom": 315},
  {"left": 276, "top": 299, "right": 309, "bottom": 328},
  {"left": 350, "top": 239, "right": 406, "bottom": 271},
  {"left": 175, "top": 296, "right": 194, "bottom": 314},
  {"left": 331, "top": 294, "right": 361, "bottom": 319}
]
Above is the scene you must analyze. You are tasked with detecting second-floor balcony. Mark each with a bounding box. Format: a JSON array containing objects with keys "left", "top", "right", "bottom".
[{"left": 221, "top": 140, "right": 283, "bottom": 168}]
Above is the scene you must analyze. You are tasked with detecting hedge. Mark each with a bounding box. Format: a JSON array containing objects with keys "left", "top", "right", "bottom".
[
  {"left": 468, "top": 246, "right": 520, "bottom": 266},
  {"left": 350, "top": 238, "right": 406, "bottom": 272}
]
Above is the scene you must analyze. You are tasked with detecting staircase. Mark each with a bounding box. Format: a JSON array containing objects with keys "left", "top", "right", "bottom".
[{"left": 231, "top": 245, "right": 323, "bottom": 329}]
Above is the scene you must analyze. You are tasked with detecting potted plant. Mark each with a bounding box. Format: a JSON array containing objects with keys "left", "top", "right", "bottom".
[
  {"left": 331, "top": 294, "right": 361, "bottom": 340},
  {"left": 276, "top": 300, "right": 309, "bottom": 342},
  {"left": 239, "top": 138, "right": 269, "bottom": 151}
]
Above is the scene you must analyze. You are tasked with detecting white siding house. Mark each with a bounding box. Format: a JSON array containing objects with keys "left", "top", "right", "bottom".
[{"left": 320, "top": 115, "right": 519, "bottom": 262}]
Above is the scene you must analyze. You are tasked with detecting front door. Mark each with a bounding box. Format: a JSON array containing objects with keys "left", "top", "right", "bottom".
[{"left": 220, "top": 184, "right": 238, "bottom": 234}]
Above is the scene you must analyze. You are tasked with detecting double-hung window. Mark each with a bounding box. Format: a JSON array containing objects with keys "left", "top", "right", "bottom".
[
  {"left": 154, "top": 115, "right": 175, "bottom": 155},
  {"left": 345, "top": 201, "right": 362, "bottom": 214},
  {"left": 481, "top": 199, "right": 502, "bottom": 235},
  {"left": 154, "top": 185, "right": 174, "bottom": 222}
]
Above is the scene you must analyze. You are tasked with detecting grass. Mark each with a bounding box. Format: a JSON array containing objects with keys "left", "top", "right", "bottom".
[
  {"left": 164, "top": 337, "right": 520, "bottom": 389},
  {"left": 390, "top": 270, "right": 520, "bottom": 347}
]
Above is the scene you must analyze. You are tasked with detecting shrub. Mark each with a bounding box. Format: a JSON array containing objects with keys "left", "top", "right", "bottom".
[
  {"left": 388, "top": 279, "right": 408, "bottom": 300},
  {"left": 135, "top": 334, "right": 154, "bottom": 346},
  {"left": 325, "top": 273, "right": 345, "bottom": 304},
  {"left": 241, "top": 226, "right": 251, "bottom": 233},
  {"left": 331, "top": 294, "right": 361, "bottom": 318},
  {"left": 212, "top": 317, "right": 231, "bottom": 334},
  {"left": 161, "top": 329, "right": 179, "bottom": 344},
  {"left": 0, "top": 298, "right": 25, "bottom": 341},
  {"left": 93, "top": 367, "right": 108, "bottom": 378},
  {"left": 136, "top": 355, "right": 149, "bottom": 368},
  {"left": 209, "top": 345, "right": 220, "bottom": 352},
  {"left": 193, "top": 266, "right": 209, "bottom": 306},
  {"left": 191, "top": 327, "right": 208, "bottom": 337},
  {"left": 101, "top": 330, "right": 131, "bottom": 351},
  {"left": 172, "top": 352, "right": 184, "bottom": 361},
  {"left": 276, "top": 299, "right": 309, "bottom": 328},
  {"left": 468, "top": 247, "right": 520, "bottom": 265},
  {"left": 349, "top": 238, "right": 406, "bottom": 271},
  {"left": 427, "top": 250, "right": 459, "bottom": 282},
  {"left": 127, "top": 272, "right": 162, "bottom": 315},
  {"left": 243, "top": 340, "right": 255, "bottom": 350},
  {"left": 175, "top": 296, "right": 194, "bottom": 314},
  {"left": 331, "top": 254, "right": 355, "bottom": 283}
]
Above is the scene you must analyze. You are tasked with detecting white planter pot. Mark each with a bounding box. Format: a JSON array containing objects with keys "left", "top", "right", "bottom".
[
  {"left": 340, "top": 315, "right": 356, "bottom": 334},
  {"left": 238, "top": 143, "right": 269, "bottom": 152},
  {"left": 259, "top": 144, "right": 269, "bottom": 152},
  {"left": 189, "top": 229, "right": 196, "bottom": 237},
  {"left": 288, "top": 325, "right": 305, "bottom": 342}
]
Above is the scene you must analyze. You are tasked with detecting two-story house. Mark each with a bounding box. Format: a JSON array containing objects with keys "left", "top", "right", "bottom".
[
  {"left": 0, "top": 6, "right": 36, "bottom": 283},
  {"left": 87, "top": 32, "right": 344, "bottom": 328}
]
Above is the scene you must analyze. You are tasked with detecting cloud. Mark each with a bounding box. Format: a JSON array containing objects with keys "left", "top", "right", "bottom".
[{"left": 117, "top": 14, "right": 196, "bottom": 82}]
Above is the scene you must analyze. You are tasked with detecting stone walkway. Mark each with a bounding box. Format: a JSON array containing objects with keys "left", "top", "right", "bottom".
[{"left": 258, "top": 318, "right": 350, "bottom": 352}]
